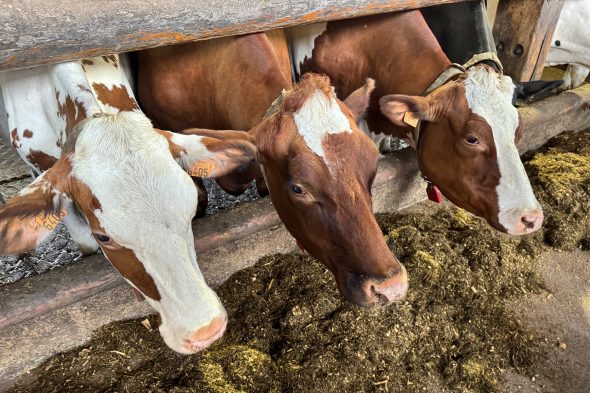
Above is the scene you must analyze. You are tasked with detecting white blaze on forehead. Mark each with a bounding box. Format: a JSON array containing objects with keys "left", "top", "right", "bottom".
[
  {"left": 294, "top": 89, "right": 352, "bottom": 159},
  {"left": 286, "top": 22, "right": 327, "bottom": 77},
  {"left": 70, "top": 112, "right": 224, "bottom": 352},
  {"left": 464, "top": 66, "right": 541, "bottom": 232}
]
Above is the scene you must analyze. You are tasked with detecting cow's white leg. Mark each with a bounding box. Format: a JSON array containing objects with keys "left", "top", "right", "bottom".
[{"left": 62, "top": 200, "right": 99, "bottom": 255}]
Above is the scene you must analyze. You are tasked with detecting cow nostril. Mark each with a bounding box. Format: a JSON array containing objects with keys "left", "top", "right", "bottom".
[
  {"left": 370, "top": 284, "right": 389, "bottom": 306},
  {"left": 521, "top": 216, "right": 536, "bottom": 229}
]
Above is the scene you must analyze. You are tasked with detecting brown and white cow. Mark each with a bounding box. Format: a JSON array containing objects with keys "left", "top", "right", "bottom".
[
  {"left": 139, "top": 44, "right": 408, "bottom": 307},
  {"left": 0, "top": 55, "right": 256, "bottom": 353},
  {"left": 287, "top": 11, "right": 544, "bottom": 235}
]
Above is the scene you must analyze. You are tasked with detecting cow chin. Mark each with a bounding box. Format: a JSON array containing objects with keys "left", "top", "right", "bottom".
[{"left": 334, "top": 265, "right": 409, "bottom": 308}]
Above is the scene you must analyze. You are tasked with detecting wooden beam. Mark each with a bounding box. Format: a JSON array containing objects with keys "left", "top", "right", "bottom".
[
  {"left": 0, "top": 0, "right": 471, "bottom": 72},
  {"left": 492, "top": 0, "right": 564, "bottom": 81}
]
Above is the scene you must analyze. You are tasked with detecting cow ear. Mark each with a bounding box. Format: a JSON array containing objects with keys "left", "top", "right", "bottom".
[
  {"left": 379, "top": 95, "right": 439, "bottom": 127},
  {"left": 160, "top": 129, "right": 257, "bottom": 179},
  {"left": 343, "top": 78, "right": 376, "bottom": 122},
  {"left": 0, "top": 174, "right": 67, "bottom": 255}
]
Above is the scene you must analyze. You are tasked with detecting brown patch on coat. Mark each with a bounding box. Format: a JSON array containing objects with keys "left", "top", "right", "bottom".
[
  {"left": 81, "top": 59, "right": 94, "bottom": 66},
  {"left": 64, "top": 172, "right": 161, "bottom": 301},
  {"left": 103, "top": 246, "right": 162, "bottom": 301},
  {"left": 26, "top": 150, "right": 58, "bottom": 172},
  {"left": 101, "top": 55, "right": 119, "bottom": 68},
  {"left": 92, "top": 83, "right": 139, "bottom": 112},
  {"left": 23, "top": 129, "right": 33, "bottom": 138},
  {"left": 10, "top": 128, "right": 20, "bottom": 149},
  {"left": 56, "top": 90, "right": 87, "bottom": 137}
]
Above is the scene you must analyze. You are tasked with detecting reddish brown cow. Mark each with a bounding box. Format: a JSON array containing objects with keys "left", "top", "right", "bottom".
[
  {"left": 146, "top": 67, "right": 408, "bottom": 306},
  {"left": 288, "top": 11, "right": 544, "bottom": 235}
]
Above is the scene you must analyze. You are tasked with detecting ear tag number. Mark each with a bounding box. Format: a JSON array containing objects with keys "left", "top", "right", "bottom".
[
  {"left": 31, "top": 209, "right": 67, "bottom": 230},
  {"left": 426, "top": 183, "right": 442, "bottom": 204},
  {"left": 189, "top": 161, "right": 212, "bottom": 177}
]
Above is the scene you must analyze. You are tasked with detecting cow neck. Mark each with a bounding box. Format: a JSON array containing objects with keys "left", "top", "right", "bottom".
[{"left": 407, "top": 52, "right": 503, "bottom": 203}]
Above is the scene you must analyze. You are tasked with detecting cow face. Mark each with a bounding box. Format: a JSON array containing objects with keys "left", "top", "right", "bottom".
[
  {"left": 380, "top": 65, "right": 543, "bottom": 235},
  {"left": 0, "top": 112, "right": 256, "bottom": 354},
  {"left": 257, "top": 74, "right": 408, "bottom": 306}
]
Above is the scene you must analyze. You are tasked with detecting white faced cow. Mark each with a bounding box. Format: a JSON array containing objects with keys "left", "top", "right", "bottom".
[{"left": 0, "top": 55, "right": 256, "bottom": 353}]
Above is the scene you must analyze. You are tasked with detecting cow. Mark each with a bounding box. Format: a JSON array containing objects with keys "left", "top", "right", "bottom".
[
  {"left": 0, "top": 55, "right": 258, "bottom": 353},
  {"left": 138, "top": 40, "right": 408, "bottom": 307},
  {"left": 287, "top": 11, "right": 544, "bottom": 236},
  {"left": 546, "top": 0, "right": 590, "bottom": 91}
]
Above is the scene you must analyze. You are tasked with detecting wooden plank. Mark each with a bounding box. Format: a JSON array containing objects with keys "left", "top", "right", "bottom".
[
  {"left": 0, "top": 0, "right": 472, "bottom": 72},
  {"left": 492, "top": 0, "right": 564, "bottom": 81}
]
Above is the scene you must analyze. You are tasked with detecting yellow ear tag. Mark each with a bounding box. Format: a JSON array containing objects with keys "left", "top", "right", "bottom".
[
  {"left": 31, "top": 209, "right": 67, "bottom": 230},
  {"left": 189, "top": 161, "right": 212, "bottom": 177},
  {"left": 403, "top": 112, "right": 419, "bottom": 128}
]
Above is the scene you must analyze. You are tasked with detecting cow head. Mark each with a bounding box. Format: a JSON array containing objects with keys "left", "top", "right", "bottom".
[
  {"left": 259, "top": 75, "right": 409, "bottom": 307},
  {"left": 0, "top": 111, "right": 256, "bottom": 354},
  {"left": 187, "top": 74, "right": 408, "bottom": 307},
  {"left": 380, "top": 65, "right": 542, "bottom": 235}
]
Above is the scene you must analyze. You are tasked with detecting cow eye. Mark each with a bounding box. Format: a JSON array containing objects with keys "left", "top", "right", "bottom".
[
  {"left": 94, "top": 234, "right": 111, "bottom": 243},
  {"left": 290, "top": 184, "right": 304, "bottom": 195},
  {"left": 465, "top": 136, "right": 479, "bottom": 145}
]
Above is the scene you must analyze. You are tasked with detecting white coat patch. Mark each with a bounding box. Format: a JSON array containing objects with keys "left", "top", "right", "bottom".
[
  {"left": 286, "top": 22, "right": 327, "bottom": 77},
  {"left": 294, "top": 89, "right": 352, "bottom": 159},
  {"left": 463, "top": 66, "right": 541, "bottom": 233}
]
